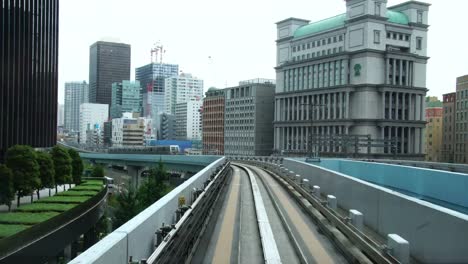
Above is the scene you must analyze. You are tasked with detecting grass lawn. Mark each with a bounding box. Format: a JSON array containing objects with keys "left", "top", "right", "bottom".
[
  {"left": 15, "top": 203, "right": 77, "bottom": 213},
  {"left": 56, "top": 190, "right": 98, "bottom": 197},
  {"left": 69, "top": 185, "right": 102, "bottom": 192},
  {"left": 0, "top": 224, "right": 31, "bottom": 238},
  {"left": 0, "top": 212, "right": 59, "bottom": 225},
  {"left": 35, "top": 196, "right": 90, "bottom": 204}
]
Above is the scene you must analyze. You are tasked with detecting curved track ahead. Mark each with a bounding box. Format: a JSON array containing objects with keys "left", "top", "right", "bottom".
[{"left": 192, "top": 163, "right": 348, "bottom": 264}]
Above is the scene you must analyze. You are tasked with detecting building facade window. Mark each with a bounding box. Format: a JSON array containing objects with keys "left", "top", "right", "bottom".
[
  {"left": 375, "top": 3, "right": 381, "bottom": 16},
  {"left": 416, "top": 37, "right": 422, "bottom": 50},
  {"left": 374, "top": 30, "right": 381, "bottom": 44},
  {"left": 417, "top": 11, "right": 423, "bottom": 23}
]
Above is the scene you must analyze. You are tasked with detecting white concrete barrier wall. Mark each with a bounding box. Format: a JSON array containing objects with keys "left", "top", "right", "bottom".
[
  {"left": 70, "top": 157, "right": 226, "bottom": 264},
  {"left": 283, "top": 158, "right": 468, "bottom": 263}
]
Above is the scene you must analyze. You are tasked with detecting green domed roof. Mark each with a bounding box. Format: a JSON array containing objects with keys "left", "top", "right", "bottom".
[
  {"left": 207, "top": 87, "right": 218, "bottom": 92},
  {"left": 293, "top": 10, "right": 409, "bottom": 39}
]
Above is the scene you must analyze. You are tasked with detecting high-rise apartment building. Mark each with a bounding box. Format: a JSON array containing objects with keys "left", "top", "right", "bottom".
[
  {"left": 79, "top": 103, "right": 109, "bottom": 144},
  {"left": 224, "top": 79, "right": 276, "bottom": 156},
  {"left": 89, "top": 41, "right": 131, "bottom": 105},
  {"left": 64, "top": 81, "right": 89, "bottom": 132},
  {"left": 425, "top": 97, "right": 443, "bottom": 162},
  {"left": 274, "top": 0, "right": 430, "bottom": 159},
  {"left": 442, "top": 92, "right": 456, "bottom": 163},
  {"left": 58, "top": 104, "right": 65, "bottom": 127},
  {"left": 455, "top": 75, "right": 468, "bottom": 163},
  {"left": 202, "top": 88, "right": 225, "bottom": 155},
  {"left": 175, "top": 100, "right": 203, "bottom": 141},
  {"left": 111, "top": 80, "right": 142, "bottom": 118},
  {"left": 157, "top": 113, "right": 176, "bottom": 140},
  {"left": 164, "top": 73, "right": 204, "bottom": 115},
  {"left": 135, "top": 63, "right": 179, "bottom": 117},
  {"left": 0, "top": 0, "right": 59, "bottom": 161}
]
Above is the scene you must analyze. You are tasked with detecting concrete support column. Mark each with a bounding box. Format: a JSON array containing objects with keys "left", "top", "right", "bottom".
[
  {"left": 392, "top": 59, "right": 397, "bottom": 85},
  {"left": 415, "top": 95, "right": 421, "bottom": 121},
  {"left": 408, "top": 62, "right": 413, "bottom": 87},
  {"left": 402, "top": 93, "right": 406, "bottom": 121},
  {"left": 389, "top": 92, "right": 393, "bottom": 119},
  {"left": 399, "top": 59, "right": 403, "bottom": 86},
  {"left": 405, "top": 60, "right": 409, "bottom": 86},
  {"left": 386, "top": 58, "right": 390, "bottom": 84},
  {"left": 346, "top": 92, "right": 350, "bottom": 119},
  {"left": 334, "top": 93, "right": 338, "bottom": 119},
  {"left": 296, "top": 127, "right": 300, "bottom": 151},
  {"left": 395, "top": 92, "right": 399, "bottom": 120},
  {"left": 327, "top": 94, "right": 331, "bottom": 119},
  {"left": 339, "top": 126, "right": 343, "bottom": 152},
  {"left": 382, "top": 91, "right": 386, "bottom": 119},
  {"left": 415, "top": 128, "right": 421, "bottom": 154},
  {"left": 321, "top": 94, "right": 326, "bottom": 120},
  {"left": 64, "top": 244, "right": 72, "bottom": 262},
  {"left": 400, "top": 127, "right": 405, "bottom": 154},
  {"left": 409, "top": 94, "right": 414, "bottom": 120},
  {"left": 340, "top": 92, "right": 344, "bottom": 119},
  {"left": 421, "top": 95, "right": 426, "bottom": 121}
]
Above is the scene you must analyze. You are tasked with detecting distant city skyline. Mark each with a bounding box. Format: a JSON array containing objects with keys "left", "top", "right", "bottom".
[{"left": 58, "top": 0, "right": 467, "bottom": 105}]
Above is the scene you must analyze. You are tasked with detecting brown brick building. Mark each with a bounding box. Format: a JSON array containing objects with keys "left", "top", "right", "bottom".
[{"left": 202, "top": 88, "right": 225, "bottom": 155}]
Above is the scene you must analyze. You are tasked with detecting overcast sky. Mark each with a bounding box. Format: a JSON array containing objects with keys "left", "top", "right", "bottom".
[{"left": 58, "top": 0, "right": 468, "bottom": 104}]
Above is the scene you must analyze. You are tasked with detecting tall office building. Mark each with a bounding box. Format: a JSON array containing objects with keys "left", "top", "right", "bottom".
[
  {"left": 79, "top": 103, "right": 109, "bottom": 144},
  {"left": 274, "top": 0, "right": 430, "bottom": 159},
  {"left": 112, "top": 113, "right": 148, "bottom": 147},
  {"left": 424, "top": 97, "right": 443, "bottom": 162},
  {"left": 64, "top": 81, "right": 89, "bottom": 132},
  {"left": 202, "top": 88, "right": 225, "bottom": 155},
  {"left": 0, "top": 0, "right": 59, "bottom": 161},
  {"left": 89, "top": 41, "right": 131, "bottom": 105},
  {"left": 442, "top": 92, "right": 456, "bottom": 163},
  {"left": 175, "top": 100, "right": 203, "bottom": 141},
  {"left": 111, "top": 80, "right": 142, "bottom": 118},
  {"left": 164, "top": 73, "right": 204, "bottom": 115},
  {"left": 224, "top": 79, "right": 276, "bottom": 156},
  {"left": 455, "top": 75, "right": 468, "bottom": 163},
  {"left": 157, "top": 113, "right": 176, "bottom": 140},
  {"left": 136, "top": 63, "right": 179, "bottom": 116}
]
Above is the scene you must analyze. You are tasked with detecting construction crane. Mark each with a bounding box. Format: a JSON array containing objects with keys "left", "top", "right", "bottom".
[{"left": 151, "top": 42, "right": 165, "bottom": 64}]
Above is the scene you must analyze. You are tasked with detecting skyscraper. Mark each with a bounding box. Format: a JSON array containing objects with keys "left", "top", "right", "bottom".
[
  {"left": 64, "top": 81, "right": 89, "bottom": 132},
  {"left": 135, "top": 63, "right": 179, "bottom": 117},
  {"left": 164, "top": 73, "right": 204, "bottom": 115},
  {"left": 79, "top": 103, "right": 109, "bottom": 144},
  {"left": 0, "top": 0, "right": 59, "bottom": 161},
  {"left": 89, "top": 41, "right": 131, "bottom": 105},
  {"left": 175, "top": 100, "right": 203, "bottom": 141},
  {"left": 202, "top": 88, "right": 225, "bottom": 155},
  {"left": 442, "top": 92, "right": 456, "bottom": 163},
  {"left": 274, "top": 0, "right": 430, "bottom": 159},
  {"left": 111, "top": 80, "right": 142, "bottom": 119},
  {"left": 455, "top": 75, "right": 468, "bottom": 163}
]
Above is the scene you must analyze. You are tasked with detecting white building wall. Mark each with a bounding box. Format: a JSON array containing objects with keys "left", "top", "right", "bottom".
[
  {"left": 79, "top": 103, "right": 108, "bottom": 144},
  {"left": 164, "top": 73, "right": 204, "bottom": 115}
]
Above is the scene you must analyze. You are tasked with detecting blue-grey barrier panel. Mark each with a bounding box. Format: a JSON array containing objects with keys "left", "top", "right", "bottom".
[{"left": 284, "top": 158, "right": 468, "bottom": 263}]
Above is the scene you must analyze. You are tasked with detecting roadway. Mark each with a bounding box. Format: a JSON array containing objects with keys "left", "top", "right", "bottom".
[{"left": 192, "top": 163, "right": 348, "bottom": 263}]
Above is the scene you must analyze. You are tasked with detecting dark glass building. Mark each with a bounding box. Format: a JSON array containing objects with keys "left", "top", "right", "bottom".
[
  {"left": 0, "top": 0, "right": 59, "bottom": 161},
  {"left": 89, "top": 41, "right": 131, "bottom": 106}
]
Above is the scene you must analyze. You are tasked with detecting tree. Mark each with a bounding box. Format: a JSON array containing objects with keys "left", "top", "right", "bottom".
[
  {"left": 112, "top": 186, "right": 139, "bottom": 229},
  {"left": 0, "top": 165, "right": 15, "bottom": 211},
  {"left": 51, "top": 146, "right": 72, "bottom": 192},
  {"left": 136, "top": 161, "right": 171, "bottom": 210},
  {"left": 91, "top": 165, "right": 105, "bottom": 178},
  {"left": 5, "top": 145, "right": 40, "bottom": 207},
  {"left": 36, "top": 151, "right": 55, "bottom": 197},
  {"left": 68, "top": 149, "right": 84, "bottom": 185}
]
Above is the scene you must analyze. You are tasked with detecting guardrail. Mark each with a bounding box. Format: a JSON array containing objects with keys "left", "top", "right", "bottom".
[
  {"left": 70, "top": 157, "right": 226, "bottom": 264},
  {"left": 363, "top": 158, "right": 468, "bottom": 173},
  {"left": 0, "top": 186, "right": 108, "bottom": 264}
]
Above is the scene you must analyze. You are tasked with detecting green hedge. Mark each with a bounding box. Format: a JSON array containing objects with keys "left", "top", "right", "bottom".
[
  {"left": 69, "top": 185, "right": 102, "bottom": 192},
  {"left": 0, "top": 224, "right": 31, "bottom": 239},
  {"left": 80, "top": 180, "right": 103, "bottom": 186},
  {"left": 56, "top": 190, "right": 98, "bottom": 197},
  {"left": 0, "top": 212, "right": 59, "bottom": 225},
  {"left": 35, "top": 196, "right": 90, "bottom": 204},
  {"left": 15, "top": 203, "right": 77, "bottom": 213}
]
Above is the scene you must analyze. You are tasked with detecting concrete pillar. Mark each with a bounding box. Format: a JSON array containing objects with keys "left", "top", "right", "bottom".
[
  {"left": 421, "top": 95, "right": 426, "bottom": 121},
  {"left": 334, "top": 93, "right": 338, "bottom": 119},
  {"left": 395, "top": 92, "right": 399, "bottom": 120},
  {"left": 382, "top": 91, "right": 386, "bottom": 119},
  {"left": 402, "top": 93, "right": 406, "bottom": 120},
  {"left": 128, "top": 166, "right": 144, "bottom": 189},
  {"left": 401, "top": 127, "right": 405, "bottom": 154},
  {"left": 409, "top": 94, "right": 414, "bottom": 120},
  {"left": 327, "top": 195, "right": 337, "bottom": 210},
  {"left": 340, "top": 92, "right": 344, "bottom": 119},
  {"left": 64, "top": 244, "right": 72, "bottom": 262},
  {"left": 328, "top": 93, "right": 331, "bottom": 119},
  {"left": 399, "top": 59, "right": 403, "bottom": 86},
  {"left": 386, "top": 58, "right": 390, "bottom": 84},
  {"left": 392, "top": 59, "right": 396, "bottom": 85},
  {"left": 349, "top": 209, "right": 364, "bottom": 231},
  {"left": 346, "top": 92, "right": 350, "bottom": 119},
  {"left": 296, "top": 127, "right": 300, "bottom": 151},
  {"left": 415, "top": 128, "right": 421, "bottom": 154},
  {"left": 409, "top": 127, "right": 413, "bottom": 154},
  {"left": 405, "top": 60, "right": 409, "bottom": 86},
  {"left": 387, "top": 234, "right": 410, "bottom": 264},
  {"left": 389, "top": 92, "right": 393, "bottom": 119},
  {"left": 415, "top": 95, "right": 421, "bottom": 121},
  {"left": 408, "top": 62, "right": 412, "bottom": 87}
]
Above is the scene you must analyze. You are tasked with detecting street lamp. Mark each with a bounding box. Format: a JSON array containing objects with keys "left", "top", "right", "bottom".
[{"left": 301, "top": 103, "right": 326, "bottom": 159}]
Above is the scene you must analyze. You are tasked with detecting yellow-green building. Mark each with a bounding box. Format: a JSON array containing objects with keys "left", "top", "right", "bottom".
[{"left": 425, "top": 97, "right": 443, "bottom": 161}]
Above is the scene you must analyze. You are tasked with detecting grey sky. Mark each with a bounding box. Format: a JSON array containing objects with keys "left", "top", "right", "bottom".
[{"left": 58, "top": 0, "right": 467, "bottom": 104}]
